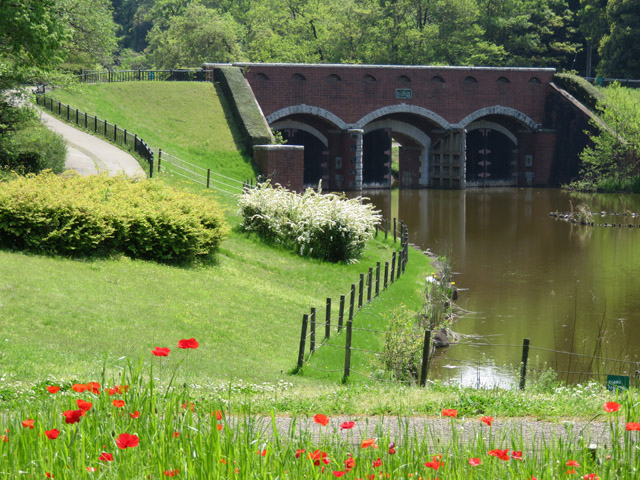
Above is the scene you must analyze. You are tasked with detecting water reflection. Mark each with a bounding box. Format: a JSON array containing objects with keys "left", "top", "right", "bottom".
[{"left": 362, "top": 188, "right": 640, "bottom": 387}]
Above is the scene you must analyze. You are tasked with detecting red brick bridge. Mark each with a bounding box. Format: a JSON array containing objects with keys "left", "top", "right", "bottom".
[{"left": 218, "top": 63, "right": 592, "bottom": 190}]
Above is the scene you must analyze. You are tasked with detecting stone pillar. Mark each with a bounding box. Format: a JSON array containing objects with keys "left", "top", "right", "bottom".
[
  {"left": 253, "top": 145, "right": 305, "bottom": 192},
  {"left": 348, "top": 129, "right": 364, "bottom": 191}
]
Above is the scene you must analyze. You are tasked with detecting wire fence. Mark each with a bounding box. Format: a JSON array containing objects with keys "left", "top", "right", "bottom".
[
  {"left": 156, "top": 150, "right": 247, "bottom": 196},
  {"left": 34, "top": 93, "right": 155, "bottom": 175},
  {"left": 301, "top": 315, "right": 640, "bottom": 390}
]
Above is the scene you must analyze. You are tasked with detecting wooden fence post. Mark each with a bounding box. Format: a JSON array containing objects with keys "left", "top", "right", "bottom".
[
  {"left": 149, "top": 154, "right": 154, "bottom": 178},
  {"left": 519, "top": 338, "right": 530, "bottom": 390},
  {"left": 394, "top": 218, "right": 397, "bottom": 243},
  {"left": 310, "top": 308, "right": 316, "bottom": 354},
  {"left": 343, "top": 317, "right": 353, "bottom": 383},
  {"left": 296, "top": 314, "right": 309, "bottom": 371},
  {"left": 66, "top": 104, "right": 70, "bottom": 121},
  {"left": 124, "top": 129, "right": 127, "bottom": 146},
  {"left": 375, "top": 262, "right": 380, "bottom": 297},
  {"left": 358, "top": 273, "right": 364, "bottom": 309},
  {"left": 367, "top": 267, "right": 373, "bottom": 303},
  {"left": 349, "top": 284, "right": 355, "bottom": 323},
  {"left": 207, "top": 169, "right": 211, "bottom": 188},
  {"left": 391, "top": 252, "right": 396, "bottom": 283},
  {"left": 420, "top": 329, "right": 432, "bottom": 387},
  {"left": 325, "top": 298, "right": 331, "bottom": 340},
  {"left": 338, "top": 294, "right": 345, "bottom": 331},
  {"left": 84, "top": 112, "right": 87, "bottom": 129},
  {"left": 384, "top": 262, "right": 389, "bottom": 289},
  {"left": 114, "top": 124, "right": 118, "bottom": 142},
  {"left": 94, "top": 115, "right": 97, "bottom": 132},
  {"left": 104, "top": 119, "right": 107, "bottom": 136},
  {"left": 75, "top": 108, "right": 78, "bottom": 125}
]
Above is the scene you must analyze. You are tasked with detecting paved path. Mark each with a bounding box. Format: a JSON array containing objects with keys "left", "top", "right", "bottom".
[{"left": 39, "top": 110, "right": 145, "bottom": 178}]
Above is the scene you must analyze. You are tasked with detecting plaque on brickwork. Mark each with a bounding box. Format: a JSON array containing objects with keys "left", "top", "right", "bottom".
[
  {"left": 395, "top": 88, "right": 412, "bottom": 100},
  {"left": 607, "top": 374, "right": 629, "bottom": 391}
]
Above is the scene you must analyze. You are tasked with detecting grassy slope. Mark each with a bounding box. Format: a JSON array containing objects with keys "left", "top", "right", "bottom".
[
  {"left": 3, "top": 82, "right": 435, "bottom": 393},
  {"left": 50, "top": 82, "right": 256, "bottom": 182}
]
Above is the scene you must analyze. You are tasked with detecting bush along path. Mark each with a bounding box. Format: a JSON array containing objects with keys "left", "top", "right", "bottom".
[{"left": 38, "top": 108, "right": 145, "bottom": 178}]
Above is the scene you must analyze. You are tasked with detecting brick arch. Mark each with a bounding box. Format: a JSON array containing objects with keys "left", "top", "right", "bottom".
[
  {"left": 355, "top": 105, "right": 450, "bottom": 130},
  {"left": 467, "top": 120, "right": 517, "bottom": 146},
  {"left": 270, "top": 120, "right": 328, "bottom": 147},
  {"left": 363, "top": 119, "right": 431, "bottom": 186},
  {"left": 266, "top": 105, "right": 348, "bottom": 130},
  {"left": 456, "top": 106, "right": 539, "bottom": 131}
]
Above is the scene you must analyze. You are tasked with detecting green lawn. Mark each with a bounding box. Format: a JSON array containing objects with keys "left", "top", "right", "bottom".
[{"left": 49, "top": 82, "right": 256, "bottom": 183}]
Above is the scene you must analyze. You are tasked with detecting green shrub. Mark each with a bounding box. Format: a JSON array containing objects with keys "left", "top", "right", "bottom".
[
  {"left": 554, "top": 73, "right": 604, "bottom": 111},
  {"left": 0, "top": 101, "right": 66, "bottom": 174},
  {"left": 0, "top": 172, "right": 228, "bottom": 263},
  {"left": 214, "top": 66, "right": 273, "bottom": 147},
  {"left": 238, "top": 182, "right": 380, "bottom": 262}
]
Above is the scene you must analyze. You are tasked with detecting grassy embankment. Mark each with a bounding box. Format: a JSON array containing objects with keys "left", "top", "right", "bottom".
[{"left": 6, "top": 81, "right": 631, "bottom": 421}]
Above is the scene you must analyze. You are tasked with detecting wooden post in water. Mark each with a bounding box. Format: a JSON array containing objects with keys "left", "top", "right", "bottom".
[
  {"left": 338, "top": 294, "right": 345, "bottom": 331},
  {"left": 419, "top": 329, "right": 432, "bottom": 387},
  {"left": 375, "top": 262, "right": 380, "bottom": 297},
  {"left": 310, "top": 307, "right": 316, "bottom": 354},
  {"left": 358, "top": 274, "right": 364, "bottom": 309},
  {"left": 325, "top": 298, "right": 331, "bottom": 340},
  {"left": 296, "top": 314, "right": 309, "bottom": 371},
  {"left": 519, "top": 338, "right": 530, "bottom": 390}
]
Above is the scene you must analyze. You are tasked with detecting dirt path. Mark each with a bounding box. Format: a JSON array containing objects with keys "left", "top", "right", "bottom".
[{"left": 39, "top": 110, "right": 145, "bottom": 178}]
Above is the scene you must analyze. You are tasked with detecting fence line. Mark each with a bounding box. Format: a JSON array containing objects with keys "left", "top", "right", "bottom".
[
  {"left": 73, "top": 69, "right": 208, "bottom": 85},
  {"left": 293, "top": 221, "right": 410, "bottom": 381},
  {"left": 34, "top": 93, "right": 155, "bottom": 176},
  {"left": 157, "top": 151, "right": 244, "bottom": 196}
]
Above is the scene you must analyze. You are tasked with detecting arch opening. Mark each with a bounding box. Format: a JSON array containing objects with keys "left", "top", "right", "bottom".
[
  {"left": 275, "top": 128, "right": 326, "bottom": 189},
  {"left": 465, "top": 128, "right": 518, "bottom": 186}
]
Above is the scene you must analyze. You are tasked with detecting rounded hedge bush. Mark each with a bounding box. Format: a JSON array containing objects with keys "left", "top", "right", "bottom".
[{"left": 0, "top": 172, "right": 229, "bottom": 263}]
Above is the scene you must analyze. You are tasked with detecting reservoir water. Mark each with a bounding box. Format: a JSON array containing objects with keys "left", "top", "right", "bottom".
[{"left": 364, "top": 188, "right": 640, "bottom": 388}]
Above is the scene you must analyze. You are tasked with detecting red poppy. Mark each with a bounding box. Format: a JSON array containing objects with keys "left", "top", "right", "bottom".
[
  {"left": 164, "top": 469, "right": 180, "bottom": 477},
  {"left": 625, "top": 422, "right": 640, "bottom": 431},
  {"left": 469, "top": 458, "right": 481, "bottom": 466},
  {"left": 603, "top": 402, "right": 621, "bottom": 413},
  {"left": 566, "top": 460, "right": 580, "bottom": 467},
  {"left": 372, "top": 458, "right": 382, "bottom": 468},
  {"left": 47, "top": 386, "right": 60, "bottom": 394},
  {"left": 0, "top": 435, "right": 8, "bottom": 442},
  {"left": 116, "top": 433, "right": 139, "bottom": 449},
  {"left": 344, "top": 457, "right": 355, "bottom": 470},
  {"left": 113, "top": 400, "right": 125, "bottom": 408},
  {"left": 361, "top": 438, "right": 376, "bottom": 448},
  {"left": 213, "top": 410, "right": 223, "bottom": 420},
  {"left": 488, "top": 449, "right": 510, "bottom": 461},
  {"left": 295, "top": 449, "right": 306, "bottom": 458},
  {"left": 314, "top": 414, "right": 329, "bottom": 426},
  {"left": 583, "top": 475, "right": 599, "bottom": 480},
  {"left": 45, "top": 473, "right": 54, "bottom": 478},
  {"left": 424, "top": 455, "right": 444, "bottom": 470},
  {"left": 177, "top": 338, "right": 199, "bottom": 349},
  {"left": 219, "top": 459, "right": 227, "bottom": 464},
  {"left": 72, "top": 384, "right": 88, "bottom": 393},
  {"left": 309, "top": 449, "right": 330, "bottom": 466},
  {"left": 87, "top": 382, "right": 100, "bottom": 394},
  {"left": 340, "top": 421, "right": 355, "bottom": 430},
  {"left": 86, "top": 467, "right": 97, "bottom": 472},
  {"left": 216, "top": 424, "right": 223, "bottom": 431},
  {"left": 181, "top": 402, "right": 194, "bottom": 411},
  {"left": 63, "top": 409, "right": 85, "bottom": 424},
  {"left": 257, "top": 449, "right": 266, "bottom": 456},
  {"left": 99, "top": 452, "right": 113, "bottom": 462},
  {"left": 442, "top": 408, "right": 457, "bottom": 418},
  {"left": 480, "top": 416, "right": 493, "bottom": 426},
  {"left": 21, "top": 419, "right": 34, "bottom": 429},
  {"left": 152, "top": 347, "right": 171, "bottom": 357},
  {"left": 511, "top": 450, "right": 523, "bottom": 460},
  {"left": 45, "top": 429, "right": 60, "bottom": 440},
  {"left": 388, "top": 442, "right": 396, "bottom": 455},
  {"left": 333, "top": 472, "right": 346, "bottom": 478},
  {"left": 130, "top": 411, "right": 140, "bottom": 419},
  {"left": 567, "top": 469, "right": 577, "bottom": 474},
  {"left": 76, "top": 399, "right": 93, "bottom": 412},
  {"left": 172, "top": 432, "right": 180, "bottom": 438}
]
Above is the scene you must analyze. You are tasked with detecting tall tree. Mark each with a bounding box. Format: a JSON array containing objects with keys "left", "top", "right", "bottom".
[
  {"left": 598, "top": 0, "right": 640, "bottom": 77},
  {"left": 146, "top": 3, "right": 244, "bottom": 68}
]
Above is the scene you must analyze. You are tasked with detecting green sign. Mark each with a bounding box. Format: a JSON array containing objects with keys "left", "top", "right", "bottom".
[
  {"left": 395, "top": 88, "right": 412, "bottom": 100},
  {"left": 606, "top": 374, "right": 629, "bottom": 391}
]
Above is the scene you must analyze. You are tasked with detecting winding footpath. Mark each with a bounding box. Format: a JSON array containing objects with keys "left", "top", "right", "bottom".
[{"left": 39, "top": 109, "right": 145, "bottom": 178}]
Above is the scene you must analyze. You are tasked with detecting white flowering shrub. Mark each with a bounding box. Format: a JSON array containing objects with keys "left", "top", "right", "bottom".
[{"left": 238, "top": 182, "right": 381, "bottom": 262}]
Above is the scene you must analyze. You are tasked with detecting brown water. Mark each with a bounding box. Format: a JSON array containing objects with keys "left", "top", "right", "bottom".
[{"left": 364, "top": 188, "right": 640, "bottom": 388}]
